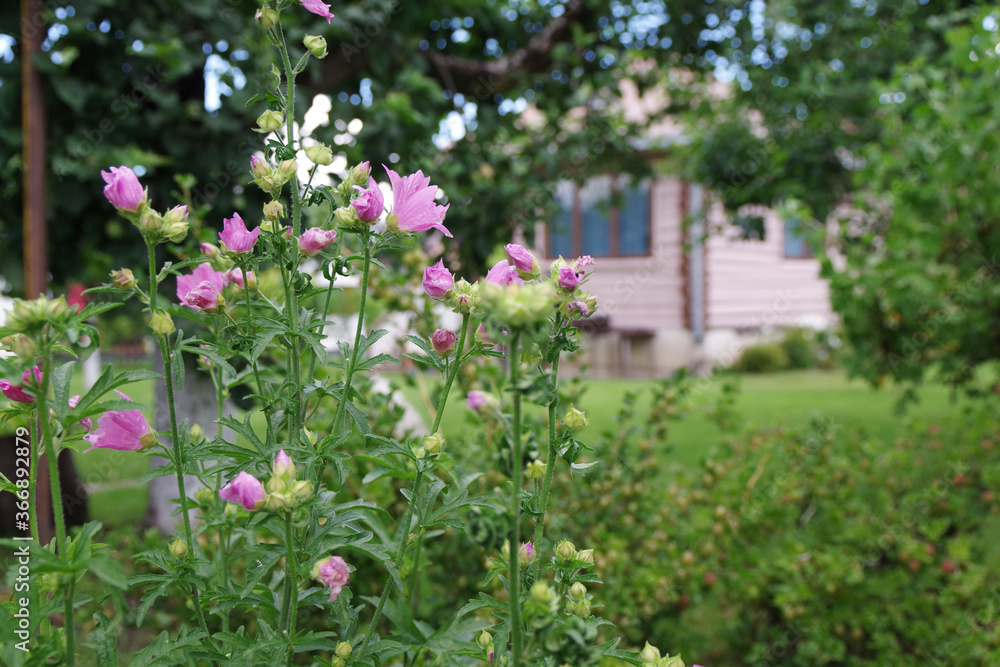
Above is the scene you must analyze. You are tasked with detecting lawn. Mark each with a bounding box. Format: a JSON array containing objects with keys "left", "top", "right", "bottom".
[
  {"left": 398, "top": 368, "right": 975, "bottom": 469},
  {"left": 62, "top": 366, "right": 974, "bottom": 525}
]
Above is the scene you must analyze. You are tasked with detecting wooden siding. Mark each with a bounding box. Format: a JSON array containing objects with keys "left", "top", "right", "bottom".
[
  {"left": 703, "top": 203, "right": 833, "bottom": 329},
  {"left": 536, "top": 177, "right": 688, "bottom": 332}
]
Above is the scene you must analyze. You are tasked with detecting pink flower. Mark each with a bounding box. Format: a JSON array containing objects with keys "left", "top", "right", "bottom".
[
  {"left": 101, "top": 166, "right": 146, "bottom": 213},
  {"left": 177, "top": 264, "right": 227, "bottom": 310},
  {"left": 432, "top": 329, "right": 456, "bottom": 355},
  {"left": 299, "top": 228, "right": 338, "bottom": 255},
  {"left": 557, "top": 266, "right": 580, "bottom": 291},
  {"left": 520, "top": 542, "right": 535, "bottom": 562},
  {"left": 352, "top": 178, "right": 385, "bottom": 222},
  {"left": 300, "top": 0, "right": 334, "bottom": 23},
  {"left": 485, "top": 260, "right": 523, "bottom": 286},
  {"left": 219, "top": 471, "right": 265, "bottom": 510},
  {"left": 467, "top": 391, "right": 488, "bottom": 412},
  {"left": 66, "top": 283, "right": 88, "bottom": 313},
  {"left": 186, "top": 281, "right": 225, "bottom": 313},
  {"left": 219, "top": 212, "right": 260, "bottom": 254},
  {"left": 312, "top": 555, "right": 350, "bottom": 602},
  {"left": 422, "top": 260, "right": 454, "bottom": 297},
  {"left": 505, "top": 243, "right": 538, "bottom": 278},
  {"left": 0, "top": 380, "right": 33, "bottom": 403},
  {"left": 83, "top": 408, "right": 156, "bottom": 453},
  {"left": 226, "top": 269, "right": 255, "bottom": 289},
  {"left": 566, "top": 299, "right": 591, "bottom": 318},
  {"left": 68, "top": 395, "right": 92, "bottom": 430},
  {"left": 384, "top": 166, "right": 452, "bottom": 237},
  {"left": 1, "top": 366, "right": 42, "bottom": 404}
]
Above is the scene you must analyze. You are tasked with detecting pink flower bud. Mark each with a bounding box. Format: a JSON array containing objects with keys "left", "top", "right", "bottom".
[
  {"left": 312, "top": 555, "right": 350, "bottom": 601},
  {"left": 505, "top": 243, "right": 540, "bottom": 279},
  {"left": 219, "top": 212, "right": 261, "bottom": 254},
  {"left": 273, "top": 449, "right": 295, "bottom": 478},
  {"left": 101, "top": 166, "right": 146, "bottom": 213},
  {"left": 184, "top": 281, "right": 225, "bottom": 313},
  {"left": 423, "top": 259, "right": 454, "bottom": 297},
  {"left": 557, "top": 266, "right": 581, "bottom": 291},
  {"left": 467, "top": 390, "right": 494, "bottom": 413},
  {"left": 351, "top": 178, "right": 384, "bottom": 222},
  {"left": 250, "top": 155, "right": 269, "bottom": 179},
  {"left": 83, "top": 409, "right": 157, "bottom": 452},
  {"left": 431, "top": 329, "right": 456, "bottom": 355},
  {"left": 299, "top": 228, "right": 338, "bottom": 255},
  {"left": 200, "top": 243, "right": 220, "bottom": 259},
  {"left": 0, "top": 380, "right": 33, "bottom": 403},
  {"left": 220, "top": 471, "right": 265, "bottom": 510}
]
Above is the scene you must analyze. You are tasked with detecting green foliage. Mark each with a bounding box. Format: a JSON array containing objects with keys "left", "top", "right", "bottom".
[
  {"left": 733, "top": 342, "right": 789, "bottom": 374},
  {"left": 780, "top": 327, "right": 818, "bottom": 370},
  {"left": 823, "top": 9, "right": 1000, "bottom": 398}
]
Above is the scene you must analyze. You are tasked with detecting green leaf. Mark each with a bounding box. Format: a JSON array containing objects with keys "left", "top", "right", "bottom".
[
  {"left": 51, "top": 360, "right": 76, "bottom": 420},
  {"left": 241, "top": 551, "right": 282, "bottom": 598},
  {"left": 129, "top": 629, "right": 208, "bottom": 667},
  {"left": 88, "top": 556, "right": 128, "bottom": 590},
  {"left": 89, "top": 612, "right": 119, "bottom": 667}
]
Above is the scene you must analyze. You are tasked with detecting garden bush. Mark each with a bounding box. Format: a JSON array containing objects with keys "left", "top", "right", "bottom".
[
  {"left": 733, "top": 343, "right": 789, "bottom": 373},
  {"left": 779, "top": 328, "right": 817, "bottom": 370}
]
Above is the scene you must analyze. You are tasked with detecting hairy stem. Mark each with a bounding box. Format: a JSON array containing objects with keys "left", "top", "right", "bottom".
[
  {"left": 358, "top": 467, "right": 424, "bottom": 662},
  {"left": 147, "top": 242, "right": 210, "bottom": 637},
  {"left": 532, "top": 352, "right": 560, "bottom": 581},
  {"left": 39, "top": 346, "right": 73, "bottom": 665},
  {"left": 508, "top": 333, "right": 524, "bottom": 667},
  {"left": 406, "top": 313, "right": 472, "bottom": 607},
  {"left": 283, "top": 512, "right": 299, "bottom": 665},
  {"left": 328, "top": 234, "right": 372, "bottom": 443}
]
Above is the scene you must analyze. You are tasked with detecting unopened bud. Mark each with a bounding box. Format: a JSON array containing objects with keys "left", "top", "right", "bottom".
[
  {"left": 169, "top": 539, "right": 188, "bottom": 558},
  {"left": 421, "top": 432, "right": 446, "bottom": 456},
  {"left": 577, "top": 548, "right": 595, "bottom": 565},
  {"left": 641, "top": 643, "right": 661, "bottom": 666},
  {"left": 150, "top": 311, "right": 175, "bottom": 336},
  {"left": 277, "top": 159, "right": 298, "bottom": 180},
  {"left": 525, "top": 460, "right": 546, "bottom": 480},
  {"left": 139, "top": 208, "right": 164, "bottom": 237},
  {"left": 188, "top": 423, "right": 206, "bottom": 444},
  {"left": 477, "top": 631, "right": 493, "bottom": 651},
  {"left": 569, "top": 582, "right": 587, "bottom": 600},
  {"left": 256, "top": 7, "right": 278, "bottom": 29},
  {"left": 305, "top": 144, "right": 333, "bottom": 165},
  {"left": 263, "top": 200, "right": 285, "bottom": 221},
  {"left": 563, "top": 404, "right": 590, "bottom": 431},
  {"left": 291, "top": 480, "right": 314, "bottom": 503},
  {"left": 555, "top": 540, "right": 577, "bottom": 563},
  {"left": 257, "top": 109, "right": 284, "bottom": 133},
  {"left": 431, "top": 329, "right": 456, "bottom": 355},
  {"left": 336, "top": 642, "right": 352, "bottom": 659},
  {"left": 304, "top": 35, "right": 328, "bottom": 58},
  {"left": 111, "top": 268, "right": 137, "bottom": 289}
]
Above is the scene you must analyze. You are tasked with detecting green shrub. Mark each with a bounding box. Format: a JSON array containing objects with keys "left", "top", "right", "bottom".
[
  {"left": 780, "top": 327, "right": 817, "bottom": 369},
  {"left": 734, "top": 343, "right": 789, "bottom": 373}
]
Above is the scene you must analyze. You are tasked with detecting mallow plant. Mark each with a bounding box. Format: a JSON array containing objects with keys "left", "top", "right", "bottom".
[{"left": 0, "top": 2, "right": 700, "bottom": 666}]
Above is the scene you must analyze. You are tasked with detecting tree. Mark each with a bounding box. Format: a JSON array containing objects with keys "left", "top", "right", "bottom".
[{"left": 1, "top": 0, "right": 720, "bottom": 293}]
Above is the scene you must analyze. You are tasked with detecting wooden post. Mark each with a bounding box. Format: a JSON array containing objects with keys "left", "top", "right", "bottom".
[{"left": 22, "top": 0, "right": 55, "bottom": 547}]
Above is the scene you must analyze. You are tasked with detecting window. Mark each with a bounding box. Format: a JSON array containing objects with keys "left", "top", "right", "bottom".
[
  {"left": 548, "top": 177, "right": 651, "bottom": 257},
  {"left": 783, "top": 217, "right": 813, "bottom": 259}
]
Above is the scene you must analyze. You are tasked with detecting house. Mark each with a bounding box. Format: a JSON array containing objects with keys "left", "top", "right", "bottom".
[{"left": 534, "top": 175, "right": 834, "bottom": 377}]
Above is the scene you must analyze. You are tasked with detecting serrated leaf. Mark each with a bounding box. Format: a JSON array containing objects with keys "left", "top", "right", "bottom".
[
  {"left": 129, "top": 629, "right": 208, "bottom": 667},
  {"left": 51, "top": 360, "right": 76, "bottom": 420},
  {"left": 89, "top": 612, "right": 119, "bottom": 667},
  {"left": 88, "top": 556, "right": 127, "bottom": 590},
  {"left": 241, "top": 551, "right": 282, "bottom": 598}
]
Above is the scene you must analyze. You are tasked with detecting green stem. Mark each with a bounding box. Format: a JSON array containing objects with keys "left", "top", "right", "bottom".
[
  {"left": 278, "top": 24, "right": 304, "bottom": 450},
  {"left": 212, "top": 366, "right": 231, "bottom": 634},
  {"left": 328, "top": 234, "right": 372, "bottom": 442},
  {"left": 147, "top": 242, "right": 210, "bottom": 637},
  {"left": 28, "top": 417, "right": 39, "bottom": 544},
  {"left": 283, "top": 513, "right": 299, "bottom": 665},
  {"left": 509, "top": 333, "right": 523, "bottom": 667},
  {"left": 406, "top": 313, "right": 472, "bottom": 607},
  {"left": 39, "top": 346, "right": 73, "bottom": 665},
  {"left": 532, "top": 352, "right": 561, "bottom": 581},
  {"left": 358, "top": 467, "right": 424, "bottom": 663}
]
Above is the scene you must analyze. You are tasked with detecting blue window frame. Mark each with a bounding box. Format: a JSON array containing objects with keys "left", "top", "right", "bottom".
[{"left": 549, "top": 177, "right": 651, "bottom": 257}]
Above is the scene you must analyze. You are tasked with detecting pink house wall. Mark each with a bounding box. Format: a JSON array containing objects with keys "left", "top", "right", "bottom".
[{"left": 703, "top": 204, "right": 833, "bottom": 330}]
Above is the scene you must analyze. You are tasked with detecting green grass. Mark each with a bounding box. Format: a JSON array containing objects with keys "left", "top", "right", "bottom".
[
  {"left": 395, "top": 369, "right": 975, "bottom": 469},
  {"left": 49, "top": 365, "right": 975, "bottom": 525}
]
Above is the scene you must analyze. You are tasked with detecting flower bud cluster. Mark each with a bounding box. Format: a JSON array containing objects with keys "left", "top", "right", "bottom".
[
  {"left": 265, "top": 449, "right": 314, "bottom": 511},
  {"left": 640, "top": 643, "right": 688, "bottom": 667},
  {"left": 250, "top": 154, "right": 297, "bottom": 198},
  {"left": 6, "top": 295, "right": 71, "bottom": 334}
]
